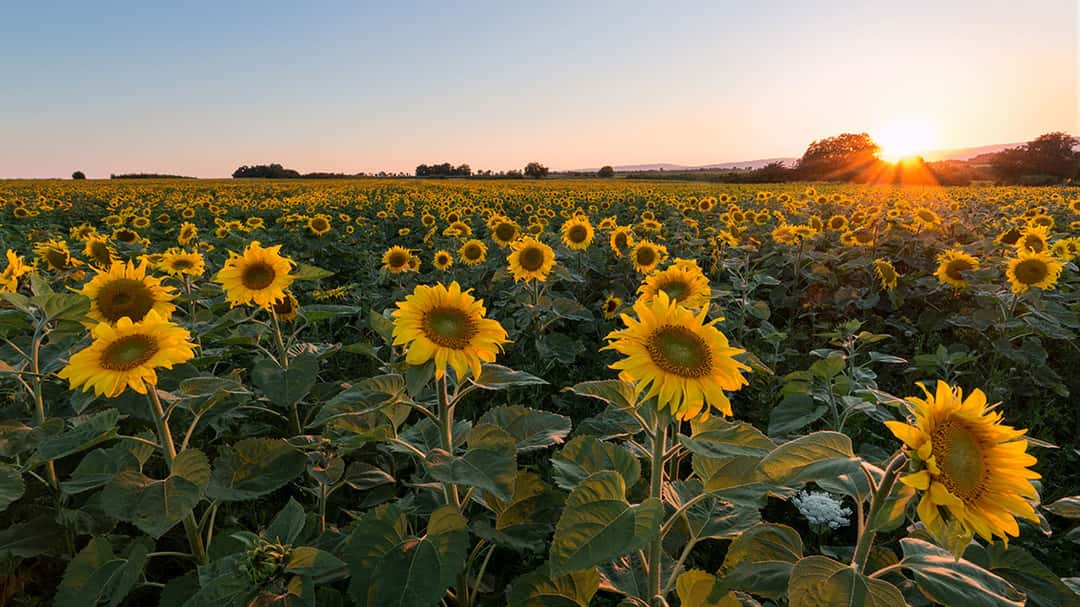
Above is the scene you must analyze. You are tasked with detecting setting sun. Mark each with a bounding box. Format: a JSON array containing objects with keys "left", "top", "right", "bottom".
[{"left": 875, "top": 119, "right": 938, "bottom": 162}]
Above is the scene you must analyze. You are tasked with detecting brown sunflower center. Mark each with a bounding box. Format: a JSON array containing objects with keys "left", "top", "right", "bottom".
[
  {"left": 614, "top": 232, "right": 628, "bottom": 249},
  {"left": 273, "top": 295, "right": 296, "bottom": 315},
  {"left": 1020, "top": 237, "right": 1045, "bottom": 253},
  {"left": 854, "top": 229, "right": 873, "bottom": 243},
  {"left": 495, "top": 223, "right": 517, "bottom": 242},
  {"left": 917, "top": 210, "right": 935, "bottom": 222},
  {"left": 463, "top": 244, "right": 483, "bottom": 260},
  {"left": 46, "top": 249, "right": 70, "bottom": 269},
  {"left": 567, "top": 224, "right": 589, "bottom": 243},
  {"left": 116, "top": 230, "right": 137, "bottom": 243},
  {"left": 99, "top": 334, "right": 159, "bottom": 371},
  {"left": 422, "top": 307, "right": 478, "bottom": 350},
  {"left": 312, "top": 218, "right": 329, "bottom": 231},
  {"left": 89, "top": 243, "right": 111, "bottom": 265},
  {"left": 518, "top": 246, "right": 546, "bottom": 271},
  {"left": 387, "top": 252, "right": 409, "bottom": 268},
  {"left": 930, "top": 419, "right": 988, "bottom": 501},
  {"left": 636, "top": 247, "right": 657, "bottom": 267},
  {"left": 1013, "top": 259, "right": 1048, "bottom": 285},
  {"left": 241, "top": 261, "right": 277, "bottom": 290},
  {"left": 658, "top": 279, "right": 690, "bottom": 302},
  {"left": 96, "top": 278, "right": 155, "bottom": 322},
  {"left": 646, "top": 325, "right": 712, "bottom": 378},
  {"left": 945, "top": 259, "right": 973, "bottom": 281}
]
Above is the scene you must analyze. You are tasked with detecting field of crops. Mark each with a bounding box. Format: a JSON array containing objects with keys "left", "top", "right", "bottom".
[{"left": 0, "top": 178, "right": 1078, "bottom": 606}]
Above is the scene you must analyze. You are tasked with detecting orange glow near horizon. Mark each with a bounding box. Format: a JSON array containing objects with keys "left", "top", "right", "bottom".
[{"left": 875, "top": 119, "right": 938, "bottom": 163}]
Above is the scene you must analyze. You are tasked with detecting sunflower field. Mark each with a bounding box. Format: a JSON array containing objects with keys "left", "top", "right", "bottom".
[{"left": 0, "top": 178, "right": 1078, "bottom": 606}]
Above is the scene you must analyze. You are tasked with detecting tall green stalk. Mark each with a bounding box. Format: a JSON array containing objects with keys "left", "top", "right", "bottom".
[{"left": 648, "top": 413, "right": 668, "bottom": 601}]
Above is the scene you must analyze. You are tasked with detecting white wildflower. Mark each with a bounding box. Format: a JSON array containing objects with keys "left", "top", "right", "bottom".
[{"left": 793, "top": 490, "right": 852, "bottom": 530}]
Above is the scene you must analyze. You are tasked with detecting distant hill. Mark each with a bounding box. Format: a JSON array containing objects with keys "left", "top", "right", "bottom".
[{"left": 572, "top": 143, "right": 1028, "bottom": 173}]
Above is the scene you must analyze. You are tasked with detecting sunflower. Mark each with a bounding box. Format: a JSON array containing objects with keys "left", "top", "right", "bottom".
[
  {"left": 637, "top": 261, "right": 711, "bottom": 310},
  {"left": 609, "top": 227, "right": 634, "bottom": 257},
  {"left": 58, "top": 310, "right": 196, "bottom": 398},
  {"left": 272, "top": 291, "right": 299, "bottom": 322},
  {"left": 630, "top": 240, "right": 667, "bottom": 274},
  {"left": 391, "top": 281, "right": 508, "bottom": 380},
  {"left": 604, "top": 291, "right": 749, "bottom": 421},
  {"left": 307, "top": 215, "right": 332, "bottom": 237},
  {"left": 433, "top": 250, "right": 454, "bottom": 270},
  {"left": 601, "top": 295, "right": 623, "bottom": 319},
  {"left": 913, "top": 207, "right": 942, "bottom": 230},
  {"left": 178, "top": 222, "right": 198, "bottom": 246},
  {"left": 934, "top": 249, "right": 979, "bottom": 288},
  {"left": 79, "top": 260, "right": 177, "bottom": 325},
  {"left": 996, "top": 227, "right": 1022, "bottom": 246},
  {"left": 561, "top": 216, "right": 595, "bottom": 251},
  {"left": 215, "top": 241, "right": 296, "bottom": 308},
  {"left": 0, "top": 250, "right": 31, "bottom": 293},
  {"left": 885, "top": 381, "right": 1040, "bottom": 549},
  {"left": 131, "top": 216, "right": 151, "bottom": 230},
  {"left": 507, "top": 237, "right": 556, "bottom": 283},
  {"left": 1005, "top": 250, "right": 1063, "bottom": 294},
  {"left": 873, "top": 259, "right": 899, "bottom": 290},
  {"left": 1015, "top": 225, "right": 1049, "bottom": 254},
  {"left": 83, "top": 236, "right": 116, "bottom": 269},
  {"left": 158, "top": 248, "right": 206, "bottom": 277},
  {"left": 459, "top": 239, "right": 488, "bottom": 266},
  {"left": 827, "top": 214, "right": 848, "bottom": 232},
  {"left": 382, "top": 245, "right": 413, "bottom": 274},
  {"left": 35, "top": 239, "right": 78, "bottom": 272},
  {"left": 491, "top": 219, "right": 520, "bottom": 247},
  {"left": 112, "top": 228, "right": 140, "bottom": 245}
]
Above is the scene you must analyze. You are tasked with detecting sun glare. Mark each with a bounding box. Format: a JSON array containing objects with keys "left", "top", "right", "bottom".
[{"left": 875, "top": 119, "right": 937, "bottom": 163}]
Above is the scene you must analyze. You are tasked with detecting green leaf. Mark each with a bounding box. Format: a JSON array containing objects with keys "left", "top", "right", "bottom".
[
  {"left": 471, "top": 364, "right": 547, "bottom": 389},
  {"left": 757, "top": 431, "right": 861, "bottom": 485},
  {"left": 301, "top": 304, "right": 361, "bottom": 321},
  {"left": 900, "top": 538, "right": 1025, "bottom": 607},
  {"left": 36, "top": 409, "right": 121, "bottom": 461},
  {"left": 1044, "top": 495, "right": 1080, "bottom": 519},
  {"left": 0, "top": 463, "right": 24, "bottom": 511},
  {"left": 788, "top": 555, "right": 904, "bottom": 607},
  {"left": 346, "top": 505, "right": 408, "bottom": 606},
  {"left": 478, "top": 471, "right": 564, "bottom": 551},
  {"left": 551, "top": 435, "right": 640, "bottom": 491},
  {"left": 671, "top": 481, "right": 760, "bottom": 541},
  {"left": 549, "top": 471, "right": 663, "bottom": 576},
  {"left": 55, "top": 537, "right": 151, "bottom": 607},
  {"left": 722, "top": 523, "right": 803, "bottom": 570},
  {"left": 479, "top": 405, "right": 572, "bottom": 453},
  {"left": 206, "top": 438, "right": 307, "bottom": 501},
  {"left": 676, "top": 570, "right": 739, "bottom": 607},
  {"left": 251, "top": 353, "right": 319, "bottom": 408},
  {"left": 507, "top": 563, "right": 599, "bottom": 607},
  {"left": 265, "top": 498, "right": 307, "bottom": 545},
  {"left": 564, "top": 380, "right": 638, "bottom": 410},
  {"left": 371, "top": 506, "right": 469, "bottom": 607},
  {"left": 61, "top": 444, "right": 140, "bottom": 495},
  {"left": 425, "top": 423, "right": 517, "bottom": 500},
  {"left": 291, "top": 263, "right": 335, "bottom": 281},
  {"left": 767, "top": 394, "right": 828, "bottom": 436},
  {"left": 286, "top": 546, "right": 346, "bottom": 579},
  {"left": 368, "top": 308, "right": 395, "bottom": 345},
  {"left": 681, "top": 417, "right": 776, "bottom": 459},
  {"left": 0, "top": 516, "right": 63, "bottom": 558},
  {"left": 102, "top": 449, "right": 209, "bottom": 538},
  {"left": 981, "top": 542, "right": 1080, "bottom": 607},
  {"left": 33, "top": 292, "right": 90, "bottom": 322}
]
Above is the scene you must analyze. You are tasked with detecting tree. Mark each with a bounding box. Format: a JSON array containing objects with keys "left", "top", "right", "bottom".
[
  {"left": 524, "top": 162, "right": 549, "bottom": 179},
  {"left": 597, "top": 165, "right": 615, "bottom": 178},
  {"left": 232, "top": 164, "right": 301, "bottom": 178},
  {"left": 71, "top": 171, "right": 86, "bottom": 180},
  {"left": 797, "top": 133, "right": 880, "bottom": 180},
  {"left": 989, "top": 132, "right": 1079, "bottom": 184}
]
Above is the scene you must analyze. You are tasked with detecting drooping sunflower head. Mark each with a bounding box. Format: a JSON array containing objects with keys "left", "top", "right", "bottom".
[
  {"left": 307, "top": 215, "right": 332, "bottom": 237},
  {"left": 934, "top": 249, "right": 979, "bottom": 288},
  {"left": 873, "top": 259, "right": 899, "bottom": 291},
  {"left": 58, "top": 310, "right": 196, "bottom": 398},
  {"left": 604, "top": 291, "right": 749, "bottom": 421},
  {"left": 886, "top": 381, "right": 1040, "bottom": 550},
  {"left": 381, "top": 245, "right": 413, "bottom": 274},
  {"left": 178, "top": 222, "right": 199, "bottom": 246},
  {"left": 433, "top": 249, "right": 454, "bottom": 270},
  {"left": 1006, "top": 249, "right": 1063, "bottom": 294},
  {"left": 630, "top": 240, "right": 667, "bottom": 274},
  {"left": 215, "top": 241, "right": 296, "bottom": 308},
  {"left": 80, "top": 259, "right": 177, "bottom": 326},
  {"left": 159, "top": 248, "right": 206, "bottom": 278},
  {"left": 507, "top": 237, "right": 556, "bottom": 283},
  {"left": 391, "top": 281, "right": 509, "bottom": 380},
  {"left": 1016, "top": 225, "right": 1049, "bottom": 254},
  {"left": 112, "top": 228, "right": 140, "bottom": 244},
  {"left": 561, "top": 216, "right": 595, "bottom": 251},
  {"left": 459, "top": 239, "right": 488, "bottom": 266},
  {"left": 913, "top": 207, "right": 942, "bottom": 228},
  {"left": 35, "top": 239, "right": 77, "bottom": 272},
  {"left": 637, "top": 261, "right": 711, "bottom": 310},
  {"left": 491, "top": 219, "right": 520, "bottom": 247},
  {"left": 609, "top": 227, "right": 634, "bottom": 257},
  {"left": 272, "top": 291, "right": 300, "bottom": 322}
]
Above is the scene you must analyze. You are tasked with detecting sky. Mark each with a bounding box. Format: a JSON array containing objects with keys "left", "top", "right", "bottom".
[{"left": 1, "top": 0, "right": 1077, "bottom": 178}]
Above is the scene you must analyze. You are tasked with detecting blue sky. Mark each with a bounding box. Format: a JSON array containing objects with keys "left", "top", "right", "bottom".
[{"left": 1, "top": 0, "right": 1076, "bottom": 177}]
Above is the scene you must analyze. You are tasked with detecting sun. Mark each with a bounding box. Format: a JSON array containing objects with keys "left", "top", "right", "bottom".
[{"left": 875, "top": 119, "right": 937, "bottom": 163}]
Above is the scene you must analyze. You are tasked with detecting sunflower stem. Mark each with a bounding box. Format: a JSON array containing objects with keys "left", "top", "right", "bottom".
[
  {"left": 437, "top": 377, "right": 461, "bottom": 509},
  {"left": 851, "top": 452, "right": 906, "bottom": 574},
  {"left": 29, "top": 322, "right": 59, "bottom": 491},
  {"left": 648, "top": 412, "right": 668, "bottom": 601},
  {"left": 147, "top": 388, "right": 208, "bottom": 566}
]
